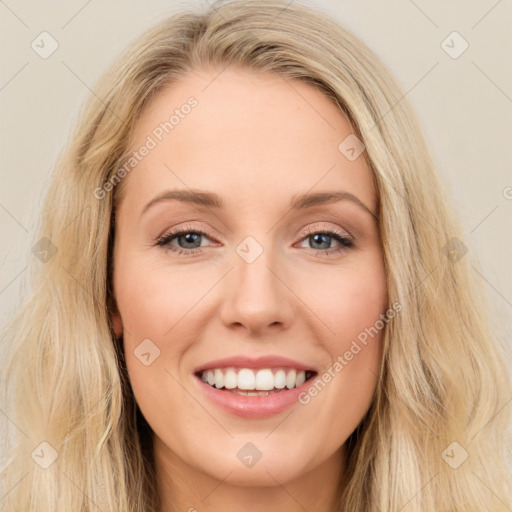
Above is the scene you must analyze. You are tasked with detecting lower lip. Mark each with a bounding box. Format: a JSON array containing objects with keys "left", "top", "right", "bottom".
[{"left": 194, "top": 375, "right": 313, "bottom": 419}]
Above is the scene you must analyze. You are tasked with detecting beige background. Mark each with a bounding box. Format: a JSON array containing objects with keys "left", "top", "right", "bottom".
[{"left": 1, "top": 0, "right": 511, "bottom": 370}]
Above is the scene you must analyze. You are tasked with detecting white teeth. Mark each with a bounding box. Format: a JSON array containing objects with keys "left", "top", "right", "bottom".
[
  {"left": 214, "top": 369, "right": 224, "bottom": 389},
  {"left": 296, "top": 370, "right": 306, "bottom": 387},
  {"left": 274, "top": 369, "right": 286, "bottom": 389},
  {"left": 232, "top": 389, "right": 282, "bottom": 396},
  {"left": 223, "top": 367, "right": 237, "bottom": 389},
  {"left": 286, "top": 369, "right": 296, "bottom": 389},
  {"left": 255, "top": 369, "right": 274, "bottom": 390},
  {"left": 199, "top": 367, "right": 311, "bottom": 391},
  {"left": 238, "top": 368, "right": 256, "bottom": 390}
]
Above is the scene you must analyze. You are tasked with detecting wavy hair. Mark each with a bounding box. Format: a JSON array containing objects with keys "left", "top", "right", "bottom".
[{"left": 1, "top": 0, "right": 511, "bottom": 510}]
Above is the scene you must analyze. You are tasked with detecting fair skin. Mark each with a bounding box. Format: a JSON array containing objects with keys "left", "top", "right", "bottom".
[{"left": 111, "top": 66, "right": 388, "bottom": 512}]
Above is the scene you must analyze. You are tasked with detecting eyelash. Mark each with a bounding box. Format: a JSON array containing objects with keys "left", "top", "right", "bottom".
[{"left": 155, "top": 223, "right": 355, "bottom": 257}]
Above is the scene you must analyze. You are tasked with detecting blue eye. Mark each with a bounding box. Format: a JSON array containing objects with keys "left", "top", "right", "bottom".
[
  {"left": 156, "top": 227, "right": 211, "bottom": 255},
  {"left": 298, "top": 229, "right": 354, "bottom": 253},
  {"left": 155, "top": 224, "right": 354, "bottom": 257},
  {"left": 295, "top": 224, "right": 354, "bottom": 256}
]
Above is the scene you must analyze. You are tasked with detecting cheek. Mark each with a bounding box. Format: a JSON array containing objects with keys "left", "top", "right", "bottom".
[
  {"left": 114, "top": 255, "right": 204, "bottom": 339},
  {"left": 303, "top": 251, "right": 388, "bottom": 343},
  {"left": 296, "top": 253, "right": 386, "bottom": 422},
  {"left": 113, "top": 256, "right": 198, "bottom": 399},
  {"left": 116, "top": 261, "right": 199, "bottom": 437}
]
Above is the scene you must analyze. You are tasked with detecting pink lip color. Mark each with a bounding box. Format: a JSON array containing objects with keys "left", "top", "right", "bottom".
[{"left": 194, "top": 375, "right": 313, "bottom": 419}]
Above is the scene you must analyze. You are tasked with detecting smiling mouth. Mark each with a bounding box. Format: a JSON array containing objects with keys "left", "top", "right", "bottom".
[{"left": 195, "top": 367, "right": 318, "bottom": 396}]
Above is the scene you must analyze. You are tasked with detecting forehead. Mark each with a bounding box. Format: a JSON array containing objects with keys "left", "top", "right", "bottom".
[{"left": 120, "top": 66, "right": 376, "bottom": 216}]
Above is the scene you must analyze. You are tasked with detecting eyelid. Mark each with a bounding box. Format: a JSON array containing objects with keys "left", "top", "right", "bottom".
[
  {"left": 156, "top": 221, "right": 352, "bottom": 244},
  {"left": 155, "top": 223, "right": 218, "bottom": 246},
  {"left": 299, "top": 222, "right": 353, "bottom": 241}
]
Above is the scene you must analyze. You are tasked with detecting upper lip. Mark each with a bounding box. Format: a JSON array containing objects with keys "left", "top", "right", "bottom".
[{"left": 193, "top": 355, "right": 318, "bottom": 374}]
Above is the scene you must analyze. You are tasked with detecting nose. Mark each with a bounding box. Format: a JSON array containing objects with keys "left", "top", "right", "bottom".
[{"left": 219, "top": 243, "right": 295, "bottom": 336}]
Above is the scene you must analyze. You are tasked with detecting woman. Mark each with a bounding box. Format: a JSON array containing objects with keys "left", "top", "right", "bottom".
[{"left": 1, "top": 0, "right": 510, "bottom": 510}]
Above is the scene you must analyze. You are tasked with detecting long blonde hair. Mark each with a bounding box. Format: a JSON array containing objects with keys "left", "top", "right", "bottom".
[{"left": 1, "top": 1, "right": 510, "bottom": 510}]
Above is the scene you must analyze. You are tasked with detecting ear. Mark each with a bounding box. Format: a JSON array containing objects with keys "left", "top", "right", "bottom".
[
  {"left": 109, "top": 299, "right": 123, "bottom": 339},
  {"left": 112, "top": 311, "right": 123, "bottom": 339}
]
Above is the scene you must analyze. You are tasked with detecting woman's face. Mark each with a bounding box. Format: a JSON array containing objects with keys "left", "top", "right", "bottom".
[{"left": 111, "top": 67, "right": 387, "bottom": 495}]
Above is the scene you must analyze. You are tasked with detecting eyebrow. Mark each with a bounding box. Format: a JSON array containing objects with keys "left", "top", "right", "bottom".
[{"left": 141, "top": 188, "right": 377, "bottom": 218}]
